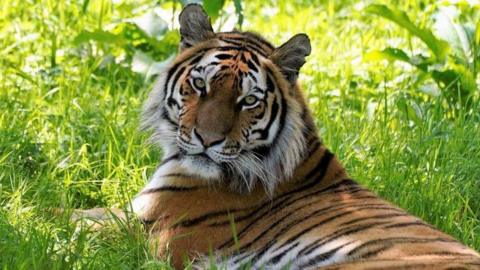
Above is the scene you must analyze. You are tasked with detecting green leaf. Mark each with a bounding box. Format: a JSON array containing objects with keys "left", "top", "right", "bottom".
[
  {"left": 126, "top": 11, "right": 168, "bottom": 40},
  {"left": 476, "top": 20, "right": 480, "bottom": 46},
  {"left": 73, "top": 30, "right": 124, "bottom": 46},
  {"left": 203, "top": 0, "right": 225, "bottom": 19},
  {"left": 366, "top": 4, "right": 449, "bottom": 61},
  {"left": 82, "top": 0, "right": 90, "bottom": 13},
  {"left": 475, "top": 20, "right": 480, "bottom": 74},
  {"left": 233, "top": 0, "right": 244, "bottom": 29},
  {"left": 396, "top": 97, "right": 422, "bottom": 126},
  {"left": 432, "top": 64, "right": 476, "bottom": 95},
  {"left": 364, "top": 47, "right": 411, "bottom": 63},
  {"left": 131, "top": 51, "right": 175, "bottom": 81},
  {"left": 452, "top": 64, "right": 476, "bottom": 93},
  {"left": 433, "top": 9, "right": 471, "bottom": 67},
  {"left": 364, "top": 48, "right": 433, "bottom": 72}
]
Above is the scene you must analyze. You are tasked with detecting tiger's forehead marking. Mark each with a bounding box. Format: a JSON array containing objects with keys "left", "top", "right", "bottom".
[
  {"left": 217, "top": 32, "right": 275, "bottom": 57},
  {"left": 213, "top": 50, "right": 254, "bottom": 74},
  {"left": 193, "top": 47, "right": 267, "bottom": 94}
]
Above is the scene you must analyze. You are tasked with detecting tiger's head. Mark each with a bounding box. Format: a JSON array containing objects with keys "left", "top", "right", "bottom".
[{"left": 142, "top": 4, "right": 313, "bottom": 194}]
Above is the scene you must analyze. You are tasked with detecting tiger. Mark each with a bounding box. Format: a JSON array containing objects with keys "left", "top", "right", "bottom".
[{"left": 71, "top": 4, "right": 480, "bottom": 270}]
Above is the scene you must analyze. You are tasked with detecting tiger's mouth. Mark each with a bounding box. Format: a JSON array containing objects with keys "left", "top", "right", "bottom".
[
  {"left": 178, "top": 147, "right": 239, "bottom": 164},
  {"left": 190, "top": 152, "right": 213, "bottom": 162}
]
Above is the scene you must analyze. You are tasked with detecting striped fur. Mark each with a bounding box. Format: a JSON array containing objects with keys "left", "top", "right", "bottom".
[
  {"left": 132, "top": 146, "right": 480, "bottom": 269},
  {"left": 77, "top": 4, "right": 480, "bottom": 270}
]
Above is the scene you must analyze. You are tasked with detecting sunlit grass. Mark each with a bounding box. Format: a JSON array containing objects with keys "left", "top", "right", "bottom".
[{"left": 0, "top": 0, "right": 479, "bottom": 269}]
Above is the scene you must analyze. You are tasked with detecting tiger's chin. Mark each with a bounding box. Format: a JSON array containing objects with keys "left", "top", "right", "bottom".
[{"left": 178, "top": 148, "right": 275, "bottom": 194}]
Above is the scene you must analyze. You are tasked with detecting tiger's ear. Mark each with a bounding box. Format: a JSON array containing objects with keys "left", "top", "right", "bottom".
[
  {"left": 271, "top": 34, "right": 311, "bottom": 84},
  {"left": 178, "top": 4, "right": 214, "bottom": 51}
]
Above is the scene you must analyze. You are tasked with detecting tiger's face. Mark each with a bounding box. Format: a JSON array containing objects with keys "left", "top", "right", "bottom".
[
  {"left": 174, "top": 49, "right": 278, "bottom": 162},
  {"left": 142, "top": 4, "right": 311, "bottom": 193}
]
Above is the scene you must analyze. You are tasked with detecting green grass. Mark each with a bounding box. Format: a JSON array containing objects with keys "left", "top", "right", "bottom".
[{"left": 1, "top": 0, "right": 479, "bottom": 269}]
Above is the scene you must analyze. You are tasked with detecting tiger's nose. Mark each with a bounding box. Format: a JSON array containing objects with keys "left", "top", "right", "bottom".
[{"left": 194, "top": 128, "right": 225, "bottom": 147}]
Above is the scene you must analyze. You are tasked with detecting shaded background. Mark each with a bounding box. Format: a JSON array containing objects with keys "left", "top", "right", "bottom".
[{"left": 0, "top": 0, "right": 479, "bottom": 268}]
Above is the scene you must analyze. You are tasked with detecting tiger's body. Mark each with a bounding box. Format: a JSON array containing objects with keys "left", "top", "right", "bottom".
[
  {"left": 73, "top": 4, "right": 480, "bottom": 269},
  {"left": 132, "top": 145, "right": 480, "bottom": 269}
]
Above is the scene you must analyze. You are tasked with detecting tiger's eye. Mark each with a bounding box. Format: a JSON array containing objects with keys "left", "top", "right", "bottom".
[
  {"left": 193, "top": 78, "right": 206, "bottom": 89},
  {"left": 244, "top": 95, "right": 258, "bottom": 106}
]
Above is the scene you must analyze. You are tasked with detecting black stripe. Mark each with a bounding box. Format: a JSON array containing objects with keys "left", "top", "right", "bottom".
[
  {"left": 218, "top": 37, "right": 269, "bottom": 57},
  {"left": 160, "top": 154, "right": 180, "bottom": 165},
  {"left": 140, "top": 185, "right": 199, "bottom": 195},
  {"left": 243, "top": 32, "right": 275, "bottom": 50},
  {"left": 250, "top": 52, "right": 260, "bottom": 66},
  {"left": 296, "top": 241, "right": 355, "bottom": 268},
  {"left": 242, "top": 204, "right": 390, "bottom": 262},
  {"left": 287, "top": 150, "right": 335, "bottom": 192},
  {"left": 216, "top": 44, "right": 268, "bottom": 58},
  {"left": 240, "top": 53, "right": 247, "bottom": 62},
  {"left": 307, "top": 140, "right": 321, "bottom": 156},
  {"left": 271, "top": 206, "right": 396, "bottom": 257},
  {"left": 211, "top": 191, "right": 375, "bottom": 230},
  {"left": 298, "top": 220, "right": 393, "bottom": 257},
  {"left": 175, "top": 206, "right": 257, "bottom": 228},
  {"left": 251, "top": 74, "right": 281, "bottom": 141},
  {"left": 354, "top": 244, "right": 392, "bottom": 259},
  {"left": 218, "top": 172, "right": 350, "bottom": 250},
  {"left": 171, "top": 66, "right": 186, "bottom": 91},
  {"left": 383, "top": 221, "right": 432, "bottom": 229},
  {"left": 340, "top": 213, "right": 408, "bottom": 226},
  {"left": 161, "top": 110, "right": 178, "bottom": 127},
  {"left": 230, "top": 253, "right": 253, "bottom": 267},
  {"left": 167, "top": 97, "right": 179, "bottom": 109},
  {"left": 221, "top": 32, "right": 274, "bottom": 52},
  {"left": 215, "top": 53, "right": 234, "bottom": 60},
  {"left": 246, "top": 60, "right": 259, "bottom": 73},
  {"left": 251, "top": 94, "right": 278, "bottom": 140},
  {"left": 269, "top": 242, "right": 299, "bottom": 264},
  {"left": 266, "top": 75, "right": 275, "bottom": 93},
  {"left": 205, "top": 61, "right": 219, "bottom": 67},
  {"left": 240, "top": 203, "right": 394, "bottom": 261},
  {"left": 346, "top": 237, "right": 458, "bottom": 258},
  {"left": 221, "top": 36, "right": 266, "bottom": 52},
  {"left": 218, "top": 176, "right": 350, "bottom": 250},
  {"left": 211, "top": 181, "right": 363, "bottom": 232},
  {"left": 248, "top": 72, "right": 257, "bottom": 83},
  {"left": 164, "top": 54, "right": 203, "bottom": 100},
  {"left": 418, "top": 251, "right": 478, "bottom": 257},
  {"left": 298, "top": 148, "right": 335, "bottom": 184},
  {"left": 277, "top": 79, "right": 288, "bottom": 138},
  {"left": 270, "top": 206, "right": 400, "bottom": 256}
]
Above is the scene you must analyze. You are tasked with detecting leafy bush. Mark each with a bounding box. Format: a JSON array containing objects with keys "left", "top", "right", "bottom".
[{"left": 365, "top": 4, "right": 479, "bottom": 109}]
